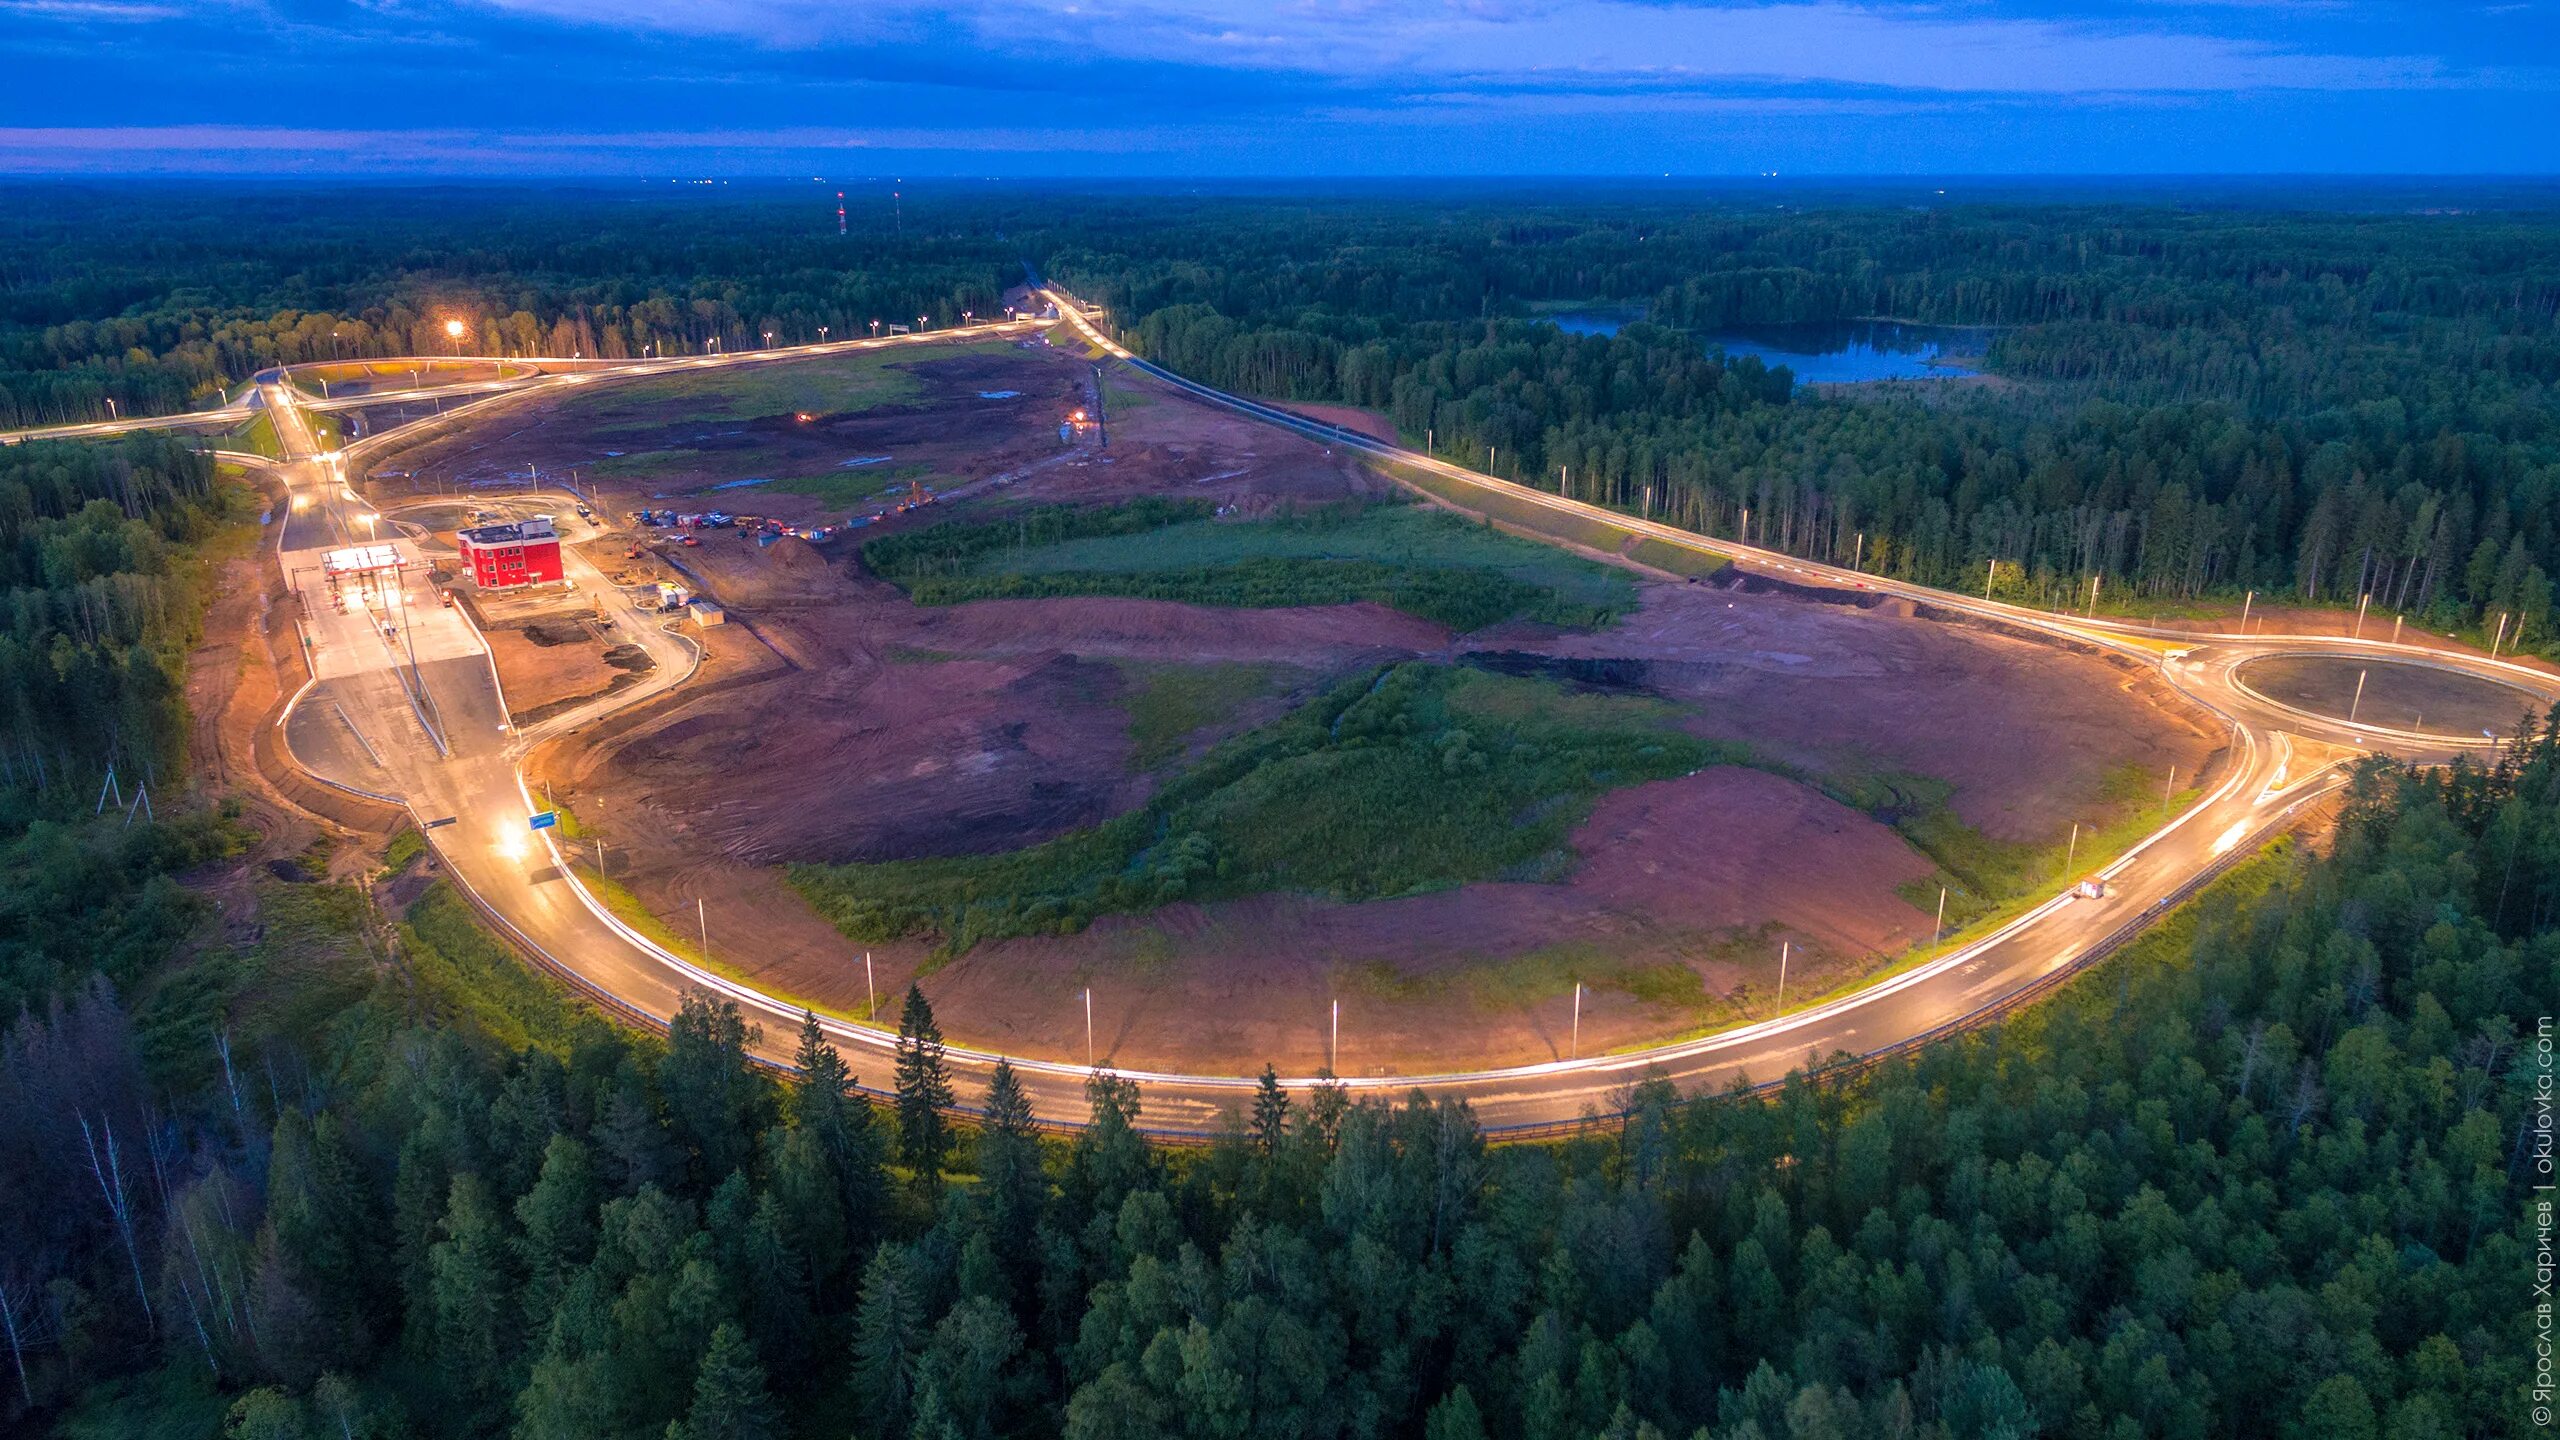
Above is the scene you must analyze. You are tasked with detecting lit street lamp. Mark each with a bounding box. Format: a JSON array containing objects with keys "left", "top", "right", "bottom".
[
  {"left": 762, "top": 330, "right": 774, "bottom": 348},
  {"left": 444, "top": 318, "right": 466, "bottom": 357},
  {"left": 818, "top": 325, "right": 829, "bottom": 344},
  {"left": 869, "top": 319, "right": 881, "bottom": 338},
  {"left": 104, "top": 397, "right": 117, "bottom": 421}
]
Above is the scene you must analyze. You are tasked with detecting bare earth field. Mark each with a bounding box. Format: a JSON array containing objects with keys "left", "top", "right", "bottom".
[{"left": 441, "top": 345, "right": 2225, "bottom": 1076}]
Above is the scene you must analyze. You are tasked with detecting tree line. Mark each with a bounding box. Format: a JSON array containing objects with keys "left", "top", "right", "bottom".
[{"left": 3, "top": 718, "right": 2544, "bottom": 1437}]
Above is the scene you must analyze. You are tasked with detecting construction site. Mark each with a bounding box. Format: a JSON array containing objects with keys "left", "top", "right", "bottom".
[{"left": 349, "top": 333, "right": 2226, "bottom": 1075}]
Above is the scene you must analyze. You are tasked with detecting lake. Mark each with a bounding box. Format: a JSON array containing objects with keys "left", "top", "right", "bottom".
[{"left": 1543, "top": 309, "right": 1992, "bottom": 385}]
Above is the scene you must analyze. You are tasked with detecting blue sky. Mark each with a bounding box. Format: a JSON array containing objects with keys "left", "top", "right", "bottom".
[{"left": 0, "top": 1, "right": 2552, "bottom": 174}]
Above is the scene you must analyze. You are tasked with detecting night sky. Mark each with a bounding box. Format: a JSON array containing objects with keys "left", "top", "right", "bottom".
[{"left": 1, "top": 0, "right": 2553, "bottom": 174}]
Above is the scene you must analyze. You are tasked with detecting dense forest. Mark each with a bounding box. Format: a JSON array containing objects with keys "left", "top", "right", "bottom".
[
  {"left": 0, "top": 182, "right": 2552, "bottom": 1437},
  {"left": 0, "top": 435, "right": 229, "bottom": 786},
  {"left": 8, "top": 184, "right": 2559, "bottom": 646},
  {"left": 0, "top": 737, "right": 2545, "bottom": 1439},
  {"left": 1041, "top": 199, "right": 2560, "bottom": 646}
]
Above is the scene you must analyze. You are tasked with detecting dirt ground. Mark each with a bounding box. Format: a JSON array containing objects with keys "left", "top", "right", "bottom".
[
  {"left": 368, "top": 334, "right": 1393, "bottom": 539},
  {"left": 502, "top": 348, "right": 2227, "bottom": 1076},
  {"left": 1271, "top": 401, "right": 1400, "bottom": 445}
]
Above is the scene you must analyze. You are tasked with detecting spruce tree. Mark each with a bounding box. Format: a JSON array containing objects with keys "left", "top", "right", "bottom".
[
  {"left": 973, "top": 1059, "right": 1043, "bottom": 1248},
  {"left": 893, "top": 984, "right": 954, "bottom": 1181},
  {"left": 672, "top": 1322, "right": 782, "bottom": 1440},
  {"left": 1250, "top": 1064, "right": 1290, "bottom": 1155},
  {"left": 852, "top": 1244, "right": 924, "bottom": 1434}
]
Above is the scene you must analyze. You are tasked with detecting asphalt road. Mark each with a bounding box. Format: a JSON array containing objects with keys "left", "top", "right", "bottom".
[{"left": 201, "top": 318, "right": 2560, "bottom": 1135}]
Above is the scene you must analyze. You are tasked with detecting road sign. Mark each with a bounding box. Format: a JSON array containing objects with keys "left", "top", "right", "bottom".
[{"left": 529, "top": 811, "right": 559, "bottom": 831}]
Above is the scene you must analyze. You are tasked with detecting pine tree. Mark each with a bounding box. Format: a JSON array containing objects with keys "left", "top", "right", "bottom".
[
  {"left": 1250, "top": 1064, "right": 1289, "bottom": 1155},
  {"left": 853, "top": 1243, "right": 925, "bottom": 1435},
  {"left": 1425, "top": 1385, "right": 1489, "bottom": 1440},
  {"left": 893, "top": 984, "right": 954, "bottom": 1182},
  {"left": 973, "top": 1059, "right": 1043, "bottom": 1254},
  {"left": 671, "top": 1322, "right": 783, "bottom": 1440}
]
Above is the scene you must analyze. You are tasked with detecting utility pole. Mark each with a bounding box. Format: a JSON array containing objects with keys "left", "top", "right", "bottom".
[
  {"left": 1330, "top": 1000, "right": 1339, "bottom": 1074},
  {"left": 2087, "top": 574, "right": 2101, "bottom": 618},
  {"left": 1853, "top": 532, "right": 1864, "bottom": 571},
  {"left": 2163, "top": 766, "right": 2177, "bottom": 816},
  {"left": 2349, "top": 669, "right": 2368, "bottom": 726},
  {"left": 1776, "top": 941, "right": 1790, "bottom": 1012},
  {"left": 1570, "top": 982, "right": 1582, "bottom": 1059},
  {"left": 697, "top": 898, "right": 709, "bottom": 961},
  {"left": 1985, "top": 559, "right": 1997, "bottom": 601},
  {"left": 2355, "top": 591, "right": 2371, "bottom": 638},
  {"left": 1935, "top": 887, "right": 1948, "bottom": 946},
  {"left": 865, "top": 951, "right": 875, "bottom": 1020},
  {"left": 1085, "top": 987, "right": 1094, "bottom": 1068},
  {"left": 2240, "top": 589, "right": 2254, "bottom": 635},
  {"left": 2066, "top": 821, "right": 2080, "bottom": 872}
]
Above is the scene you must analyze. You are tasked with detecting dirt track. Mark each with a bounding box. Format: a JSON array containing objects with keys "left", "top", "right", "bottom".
[{"left": 508, "top": 354, "right": 2223, "bottom": 1076}]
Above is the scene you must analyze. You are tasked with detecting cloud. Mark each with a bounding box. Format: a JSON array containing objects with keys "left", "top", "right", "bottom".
[{"left": 473, "top": 0, "right": 2453, "bottom": 94}]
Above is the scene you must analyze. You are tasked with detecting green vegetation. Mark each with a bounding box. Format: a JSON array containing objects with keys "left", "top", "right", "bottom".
[
  {"left": 1344, "top": 937, "right": 1719, "bottom": 1019},
  {"left": 768, "top": 461, "right": 947, "bottom": 510},
  {"left": 862, "top": 497, "right": 1215, "bottom": 579},
  {"left": 1115, "top": 660, "right": 1297, "bottom": 770},
  {"left": 793, "top": 663, "right": 1711, "bottom": 955},
  {"left": 1, "top": 183, "right": 2550, "bottom": 1440},
  {"left": 0, "top": 434, "right": 237, "bottom": 801},
  {"left": 382, "top": 826, "right": 425, "bottom": 871},
  {"left": 12, "top": 740, "right": 2543, "bottom": 1440},
  {"left": 229, "top": 410, "right": 283, "bottom": 459},
  {"left": 560, "top": 340, "right": 1011, "bottom": 431},
  {"left": 873, "top": 498, "right": 1635, "bottom": 631}
]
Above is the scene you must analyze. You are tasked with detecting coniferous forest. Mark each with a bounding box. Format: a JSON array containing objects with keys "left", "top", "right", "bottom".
[{"left": 0, "top": 181, "right": 2552, "bottom": 1438}]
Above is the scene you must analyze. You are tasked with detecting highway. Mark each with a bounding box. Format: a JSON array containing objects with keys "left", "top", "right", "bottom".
[{"left": 113, "top": 313, "right": 2560, "bottom": 1134}]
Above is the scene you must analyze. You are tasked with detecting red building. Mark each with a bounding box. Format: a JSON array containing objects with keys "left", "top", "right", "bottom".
[{"left": 457, "top": 515, "right": 563, "bottom": 590}]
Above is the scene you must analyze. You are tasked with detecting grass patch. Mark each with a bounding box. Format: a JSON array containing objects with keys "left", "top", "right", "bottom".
[
  {"left": 1099, "top": 369, "right": 1155, "bottom": 412},
  {"left": 384, "top": 826, "right": 425, "bottom": 871},
  {"left": 230, "top": 410, "right": 284, "bottom": 459},
  {"left": 1117, "top": 660, "right": 1298, "bottom": 771},
  {"left": 558, "top": 339, "right": 1011, "bottom": 431},
  {"left": 1391, "top": 461, "right": 1735, "bottom": 580},
  {"left": 1346, "top": 939, "right": 1718, "bottom": 1019},
  {"left": 593, "top": 447, "right": 707, "bottom": 480},
  {"left": 791, "top": 663, "right": 1718, "bottom": 957},
  {"left": 1623, "top": 535, "right": 1731, "bottom": 578},
  {"left": 873, "top": 498, "right": 1634, "bottom": 632},
  {"left": 915, "top": 559, "right": 1568, "bottom": 632},
  {"left": 396, "top": 883, "right": 592, "bottom": 1055},
  {"left": 771, "top": 461, "right": 948, "bottom": 510},
  {"left": 864, "top": 497, "right": 1214, "bottom": 578}
]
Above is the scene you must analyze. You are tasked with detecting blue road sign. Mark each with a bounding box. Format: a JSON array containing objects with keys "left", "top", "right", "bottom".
[{"left": 529, "top": 811, "right": 559, "bottom": 831}]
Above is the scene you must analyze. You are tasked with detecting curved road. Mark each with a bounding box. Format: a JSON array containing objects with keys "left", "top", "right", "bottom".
[{"left": 129, "top": 310, "right": 2560, "bottom": 1134}]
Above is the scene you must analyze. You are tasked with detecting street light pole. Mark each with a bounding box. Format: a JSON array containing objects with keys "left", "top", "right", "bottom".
[
  {"left": 1085, "top": 987, "right": 1094, "bottom": 1068},
  {"left": 1330, "top": 1000, "right": 1339, "bottom": 1074},
  {"left": 1935, "top": 886, "right": 1947, "bottom": 945},
  {"left": 1570, "top": 982, "right": 1582, "bottom": 1059},
  {"left": 697, "top": 898, "right": 709, "bottom": 961},
  {"left": 865, "top": 951, "right": 875, "bottom": 1020},
  {"left": 2349, "top": 670, "right": 2368, "bottom": 726},
  {"left": 1776, "top": 941, "right": 1789, "bottom": 1011}
]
